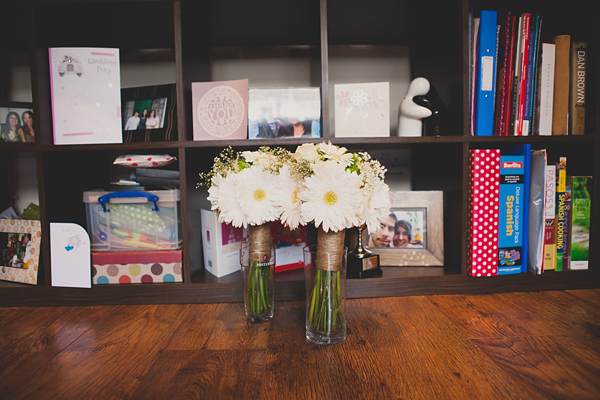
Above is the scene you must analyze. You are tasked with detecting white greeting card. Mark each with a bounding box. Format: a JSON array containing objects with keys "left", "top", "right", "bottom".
[
  {"left": 334, "top": 82, "right": 390, "bottom": 137},
  {"left": 50, "top": 222, "right": 91, "bottom": 288},
  {"left": 49, "top": 47, "right": 123, "bottom": 145}
]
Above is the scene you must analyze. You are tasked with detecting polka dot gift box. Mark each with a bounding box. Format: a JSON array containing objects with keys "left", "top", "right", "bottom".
[
  {"left": 468, "top": 149, "right": 501, "bottom": 277},
  {"left": 91, "top": 250, "right": 182, "bottom": 284}
]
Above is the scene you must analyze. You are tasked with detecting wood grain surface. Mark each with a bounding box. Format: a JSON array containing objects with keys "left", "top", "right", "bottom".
[{"left": 1, "top": 290, "right": 599, "bottom": 399}]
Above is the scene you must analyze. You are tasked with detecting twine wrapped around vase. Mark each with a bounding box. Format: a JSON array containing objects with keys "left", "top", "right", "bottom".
[
  {"left": 316, "top": 229, "right": 345, "bottom": 271},
  {"left": 248, "top": 223, "right": 272, "bottom": 263}
]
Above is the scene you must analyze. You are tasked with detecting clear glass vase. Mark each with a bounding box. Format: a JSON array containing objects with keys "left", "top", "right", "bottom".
[
  {"left": 303, "top": 232, "right": 347, "bottom": 345},
  {"left": 240, "top": 224, "right": 275, "bottom": 323}
]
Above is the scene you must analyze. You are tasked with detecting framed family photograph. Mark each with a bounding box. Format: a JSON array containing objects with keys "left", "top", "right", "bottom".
[
  {"left": 0, "top": 219, "right": 42, "bottom": 285},
  {"left": 0, "top": 102, "right": 35, "bottom": 144},
  {"left": 248, "top": 87, "right": 321, "bottom": 139},
  {"left": 367, "top": 191, "right": 444, "bottom": 266},
  {"left": 121, "top": 83, "right": 177, "bottom": 142}
]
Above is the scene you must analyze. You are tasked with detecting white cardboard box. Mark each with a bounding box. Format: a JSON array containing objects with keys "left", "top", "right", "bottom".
[{"left": 201, "top": 209, "right": 245, "bottom": 278}]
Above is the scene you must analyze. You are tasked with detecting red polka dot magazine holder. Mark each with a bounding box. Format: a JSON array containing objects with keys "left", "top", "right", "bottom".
[{"left": 468, "top": 149, "right": 501, "bottom": 277}]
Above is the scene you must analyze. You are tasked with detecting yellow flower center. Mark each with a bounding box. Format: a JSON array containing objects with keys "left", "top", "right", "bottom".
[
  {"left": 253, "top": 188, "right": 266, "bottom": 202},
  {"left": 291, "top": 189, "right": 299, "bottom": 204},
  {"left": 323, "top": 190, "right": 338, "bottom": 206}
]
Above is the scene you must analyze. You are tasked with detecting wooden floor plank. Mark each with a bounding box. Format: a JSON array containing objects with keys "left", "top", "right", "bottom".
[
  {"left": 428, "top": 293, "right": 562, "bottom": 339},
  {"left": 0, "top": 289, "right": 598, "bottom": 399},
  {"left": 500, "top": 335, "right": 600, "bottom": 400}
]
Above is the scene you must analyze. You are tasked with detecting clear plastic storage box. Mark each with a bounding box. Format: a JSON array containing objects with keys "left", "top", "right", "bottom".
[{"left": 83, "top": 189, "right": 182, "bottom": 251}]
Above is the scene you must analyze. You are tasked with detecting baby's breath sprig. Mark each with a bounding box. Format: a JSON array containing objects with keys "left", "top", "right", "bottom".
[{"left": 197, "top": 146, "right": 241, "bottom": 188}]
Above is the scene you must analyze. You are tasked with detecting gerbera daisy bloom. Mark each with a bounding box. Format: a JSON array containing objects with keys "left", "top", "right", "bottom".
[
  {"left": 298, "top": 167, "right": 362, "bottom": 232},
  {"left": 317, "top": 141, "right": 353, "bottom": 167},
  {"left": 236, "top": 166, "right": 281, "bottom": 226},
  {"left": 208, "top": 173, "right": 247, "bottom": 228},
  {"left": 272, "top": 164, "right": 305, "bottom": 230},
  {"left": 361, "top": 179, "right": 392, "bottom": 234}
]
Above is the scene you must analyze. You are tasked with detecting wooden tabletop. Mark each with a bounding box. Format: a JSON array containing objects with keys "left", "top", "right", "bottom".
[{"left": 1, "top": 289, "right": 599, "bottom": 399}]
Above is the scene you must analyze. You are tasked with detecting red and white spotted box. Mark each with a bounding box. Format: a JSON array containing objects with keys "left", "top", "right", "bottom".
[{"left": 468, "top": 149, "right": 501, "bottom": 277}]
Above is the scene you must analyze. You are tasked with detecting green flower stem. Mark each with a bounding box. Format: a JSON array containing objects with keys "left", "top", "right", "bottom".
[
  {"left": 308, "top": 269, "right": 343, "bottom": 334},
  {"left": 247, "top": 261, "right": 271, "bottom": 315}
]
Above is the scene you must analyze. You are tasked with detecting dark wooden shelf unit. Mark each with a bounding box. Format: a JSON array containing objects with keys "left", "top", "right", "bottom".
[{"left": 0, "top": 0, "right": 598, "bottom": 306}]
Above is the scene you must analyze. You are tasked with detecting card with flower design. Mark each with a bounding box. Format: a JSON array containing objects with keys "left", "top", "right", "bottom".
[{"left": 334, "top": 82, "right": 390, "bottom": 137}]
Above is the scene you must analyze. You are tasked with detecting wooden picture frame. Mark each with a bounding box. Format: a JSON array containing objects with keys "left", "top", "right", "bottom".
[
  {"left": 121, "top": 83, "right": 177, "bottom": 142},
  {"left": 368, "top": 191, "right": 444, "bottom": 266},
  {"left": 0, "top": 219, "right": 42, "bottom": 285}
]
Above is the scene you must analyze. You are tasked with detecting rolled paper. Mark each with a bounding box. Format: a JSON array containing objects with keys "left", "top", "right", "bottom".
[
  {"left": 316, "top": 229, "right": 345, "bottom": 271},
  {"left": 248, "top": 223, "right": 272, "bottom": 263}
]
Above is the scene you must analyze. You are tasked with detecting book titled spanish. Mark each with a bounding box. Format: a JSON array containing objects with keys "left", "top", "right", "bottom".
[
  {"left": 49, "top": 47, "right": 123, "bottom": 145},
  {"left": 555, "top": 157, "right": 567, "bottom": 271},
  {"left": 567, "top": 176, "right": 592, "bottom": 269},
  {"left": 192, "top": 79, "right": 248, "bottom": 141}
]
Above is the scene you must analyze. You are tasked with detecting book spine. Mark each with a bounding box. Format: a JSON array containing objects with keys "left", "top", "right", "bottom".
[
  {"left": 543, "top": 165, "right": 556, "bottom": 270},
  {"left": 569, "top": 176, "right": 592, "bottom": 270},
  {"left": 503, "top": 15, "right": 517, "bottom": 136},
  {"left": 523, "top": 15, "right": 542, "bottom": 136},
  {"left": 498, "top": 154, "right": 525, "bottom": 275},
  {"left": 514, "top": 13, "right": 530, "bottom": 136},
  {"left": 509, "top": 16, "right": 523, "bottom": 136},
  {"left": 555, "top": 157, "right": 567, "bottom": 271},
  {"left": 474, "top": 10, "right": 499, "bottom": 136},
  {"left": 551, "top": 35, "right": 571, "bottom": 135},
  {"left": 470, "top": 16, "right": 480, "bottom": 136},
  {"left": 537, "top": 43, "right": 556, "bottom": 136},
  {"left": 569, "top": 41, "right": 587, "bottom": 135},
  {"left": 468, "top": 149, "right": 501, "bottom": 276},
  {"left": 562, "top": 185, "right": 572, "bottom": 270},
  {"left": 494, "top": 12, "right": 512, "bottom": 136}
]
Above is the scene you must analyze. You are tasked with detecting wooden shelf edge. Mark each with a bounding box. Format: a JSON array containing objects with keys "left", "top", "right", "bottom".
[{"left": 1, "top": 270, "right": 598, "bottom": 307}]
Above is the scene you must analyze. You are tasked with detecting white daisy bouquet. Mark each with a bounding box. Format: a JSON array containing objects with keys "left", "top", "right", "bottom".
[
  {"left": 291, "top": 141, "right": 391, "bottom": 337},
  {"left": 198, "top": 146, "right": 294, "bottom": 319}
]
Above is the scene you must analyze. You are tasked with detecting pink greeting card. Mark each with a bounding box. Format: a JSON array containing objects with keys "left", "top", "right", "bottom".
[{"left": 192, "top": 79, "right": 248, "bottom": 140}]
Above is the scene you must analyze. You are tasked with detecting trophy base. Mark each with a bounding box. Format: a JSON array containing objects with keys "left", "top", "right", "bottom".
[{"left": 347, "top": 253, "right": 382, "bottom": 279}]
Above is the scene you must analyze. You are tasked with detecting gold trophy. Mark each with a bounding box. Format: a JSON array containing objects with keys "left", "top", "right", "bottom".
[{"left": 347, "top": 224, "right": 382, "bottom": 279}]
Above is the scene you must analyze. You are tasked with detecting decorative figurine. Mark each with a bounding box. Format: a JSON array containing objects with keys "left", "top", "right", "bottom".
[
  {"left": 397, "top": 77, "right": 432, "bottom": 137},
  {"left": 413, "top": 83, "right": 447, "bottom": 136}
]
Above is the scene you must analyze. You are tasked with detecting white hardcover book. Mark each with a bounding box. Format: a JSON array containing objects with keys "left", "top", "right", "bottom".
[
  {"left": 49, "top": 47, "right": 123, "bottom": 145},
  {"left": 538, "top": 43, "right": 556, "bottom": 136}
]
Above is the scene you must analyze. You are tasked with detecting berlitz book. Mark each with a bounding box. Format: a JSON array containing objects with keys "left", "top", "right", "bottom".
[
  {"left": 569, "top": 41, "right": 587, "bottom": 135},
  {"left": 192, "top": 79, "right": 248, "bottom": 141},
  {"left": 49, "top": 47, "right": 122, "bottom": 145}
]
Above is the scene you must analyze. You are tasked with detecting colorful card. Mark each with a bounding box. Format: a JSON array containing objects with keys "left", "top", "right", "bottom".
[
  {"left": 248, "top": 87, "right": 321, "bottom": 139},
  {"left": 192, "top": 79, "right": 248, "bottom": 140},
  {"left": 49, "top": 47, "right": 122, "bottom": 145},
  {"left": 334, "top": 82, "right": 389, "bottom": 137}
]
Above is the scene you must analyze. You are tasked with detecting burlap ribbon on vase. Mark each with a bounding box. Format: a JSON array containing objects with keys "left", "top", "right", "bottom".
[
  {"left": 248, "top": 223, "right": 272, "bottom": 263},
  {"left": 316, "top": 229, "right": 345, "bottom": 271}
]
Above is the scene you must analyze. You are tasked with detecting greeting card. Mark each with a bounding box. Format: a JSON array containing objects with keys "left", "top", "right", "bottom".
[
  {"left": 334, "top": 82, "right": 390, "bottom": 137},
  {"left": 192, "top": 79, "right": 248, "bottom": 140},
  {"left": 49, "top": 47, "right": 123, "bottom": 145}
]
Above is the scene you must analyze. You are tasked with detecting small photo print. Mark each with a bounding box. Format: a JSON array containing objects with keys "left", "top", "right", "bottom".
[
  {"left": 122, "top": 97, "right": 168, "bottom": 131},
  {"left": 248, "top": 87, "right": 321, "bottom": 139},
  {"left": 1, "top": 232, "right": 33, "bottom": 269},
  {"left": 0, "top": 107, "right": 35, "bottom": 143},
  {"left": 367, "top": 208, "right": 426, "bottom": 249}
]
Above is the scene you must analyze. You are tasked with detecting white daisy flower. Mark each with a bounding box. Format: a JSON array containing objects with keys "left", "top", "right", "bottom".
[
  {"left": 272, "top": 164, "right": 306, "bottom": 230},
  {"left": 299, "top": 167, "right": 362, "bottom": 232},
  {"left": 317, "top": 141, "right": 353, "bottom": 166},
  {"left": 208, "top": 173, "right": 247, "bottom": 228},
  {"left": 362, "top": 179, "right": 392, "bottom": 234},
  {"left": 293, "top": 143, "right": 320, "bottom": 163},
  {"left": 236, "top": 166, "right": 281, "bottom": 226}
]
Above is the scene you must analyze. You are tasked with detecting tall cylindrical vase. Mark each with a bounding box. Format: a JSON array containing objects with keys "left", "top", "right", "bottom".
[
  {"left": 303, "top": 228, "right": 347, "bottom": 345},
  {"left": 240, "top": 223, "right": 275, "bottom": 322}
]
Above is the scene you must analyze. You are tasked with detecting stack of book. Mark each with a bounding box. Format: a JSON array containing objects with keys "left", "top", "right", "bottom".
[
  {"left": 470, "top": 10, "right": 587, "bottom": 136},
  {"left": 134, "top": 167, "right": 180, "bottom": 188},
  {"left": 468, "top": 148, "right": 592, "bottom": 277}
]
